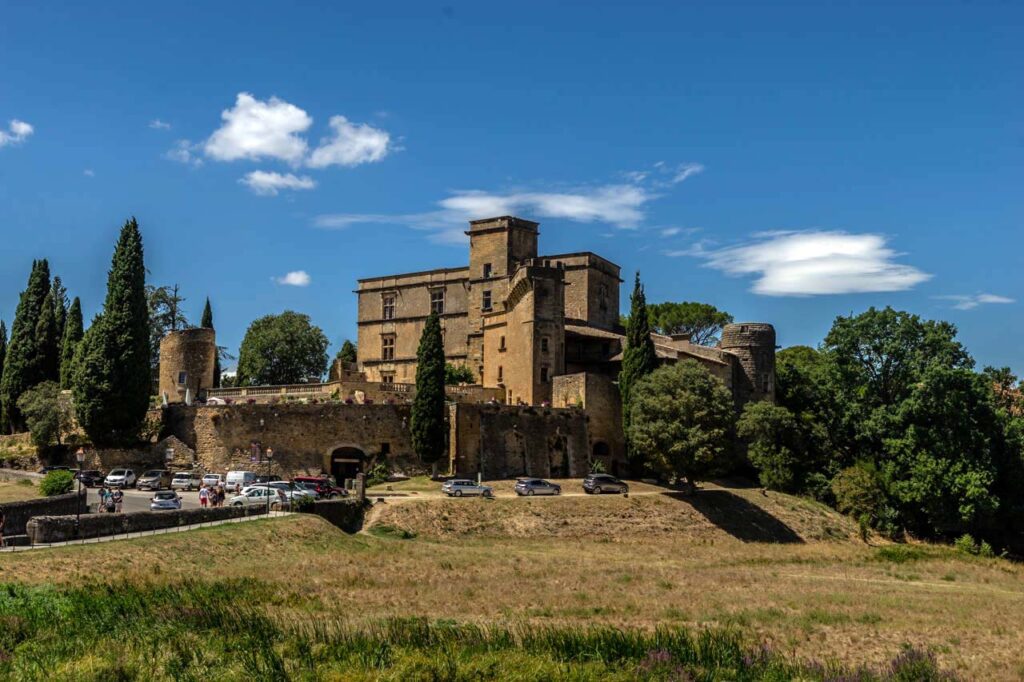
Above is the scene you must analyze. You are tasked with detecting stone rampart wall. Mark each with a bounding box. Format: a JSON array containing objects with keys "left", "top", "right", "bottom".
[
  {"left": 1, "top": 490, "right": 86, "bottom": 537},
  {"left": 25, "top": 505, "right": 267, "bottom": 544}
]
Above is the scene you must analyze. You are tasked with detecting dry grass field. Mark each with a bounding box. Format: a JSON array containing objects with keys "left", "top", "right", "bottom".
[
  {"left": 2, "top": 481, "right": 1022, "bottom": 678},
  {"left": 0, "top": 479, "right": 40, "bottom": 503}
]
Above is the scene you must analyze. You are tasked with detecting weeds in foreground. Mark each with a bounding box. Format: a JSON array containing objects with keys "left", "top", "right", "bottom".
[{"left": 0, "top": 579, "right": 959, "bottom": 681}]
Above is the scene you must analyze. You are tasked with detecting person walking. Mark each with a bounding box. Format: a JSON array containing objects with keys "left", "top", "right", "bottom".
[
  {"left": 112, "top": 487, "right": 124, "bottom": 513},
  {"left": 199, "top": 485, "right": 209, "bottom": 508}
]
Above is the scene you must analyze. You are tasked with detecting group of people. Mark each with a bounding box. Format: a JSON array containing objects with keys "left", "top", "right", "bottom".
[
  {"left": 198, "top": 484, "right": 229, "bottom": 508},
  {"left": 95, "top": 487, "right": 124, "bottom": 513}
]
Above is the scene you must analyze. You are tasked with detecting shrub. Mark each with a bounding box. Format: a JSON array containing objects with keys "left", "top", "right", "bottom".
[
  {"left": 366, "top": 463, "right": 390, "bottom": 488},
  {"left": 832, "top": 463, "right": 885, "bottom": 523},
  {"left": 39, "top": 469, "right": 74, "bottom": 496},
  {"left": 589, "top": 459, "right": 607, "bottom": 474}
]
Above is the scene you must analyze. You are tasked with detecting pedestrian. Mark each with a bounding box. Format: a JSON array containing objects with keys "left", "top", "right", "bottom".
[
  {"left": 0, "top": 507, "right": 6, "bottom": 548},
  {"left": 112, "top": 487, "right": 124, "bottom": 513},
  {"left": 98, "top": 487, "right": 108, "bottom": 513},
  {"left": 199, "top": 485, "right": 209, "bottom": 508},
  {"left": 104, "top": 488, "right": 116, "bottom": 514}
]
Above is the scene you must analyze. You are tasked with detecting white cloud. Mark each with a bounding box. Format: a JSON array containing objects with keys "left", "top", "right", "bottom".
[
  {"left": 0, "top": 119, "right": 34, "bottom": 147},
  {"left": 83, "top": 169, "right": 95, "bottom": 177},
  {"left": 165, "top": 139, "right": 203, "bottom": 166},
  {"left": 678, "top": 231, "right": 931, "bottom": 296},
  {"left": 307, "top": 115, "right": 392, "bottom": 168},
  {"left": 149, "top": 119, "right": 171, "bottom": 130},
  {"left": 660, "top": 227, "right": 681, "bottom": 237},
  {"left": 671, "top": 162, "right": 704, "bottom": 184},
  {"left": 274, "top": 270, "right": 311, "bottom": 286},
  {"left": 935, "top": 293, "right": 1015, "bottom": 311},
  {"left": 205, "top": 93, "right": 312, "bottom": 164},
  {"left": 240, "top": 170, "right": 316, "bottom": 196}
]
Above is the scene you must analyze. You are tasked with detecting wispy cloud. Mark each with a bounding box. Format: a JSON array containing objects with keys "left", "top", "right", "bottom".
[
  {"left": 671, "top": 230, "right": 931, "bottom": 296},
  {"left": 671, "top": 162, "right": 704, "bottom": 184},
  {"left": 935, "top": 293, "right": 1015, "bottom": 311},
  {"left": 83, "top": 169, "right": 95, "bottom": 177},
  {"left": 149, "top": 119, "right": 172, "bottom": 130},
  {"left": 274, "top": 270, "right": 311, "bottom": 287},
  {"left": 0, "top": 119, "right": 34, "bottom": 147},
  {"left": 240, "top": 170, "right": 316, "bottom": 196},
  {"left": 164, "top": 139, "right": 203, "bottom": 166}
]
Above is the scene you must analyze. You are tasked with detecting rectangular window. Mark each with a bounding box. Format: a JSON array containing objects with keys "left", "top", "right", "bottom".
[
  {"left": 499, "top": 335, "right": 506, "bottom": 351},
  {"left": 541, "top": 337, "right": 549, "bottom": 353},
  {"left": 380, "top": 442, "right": 391, "bottom": 456},
  {"left": 382, "top": 294, "right": 395, "bottom": 320},
  {"left": 381, "top": 336, "right": 395, "bottom": 361},
  {"left": 430, "top": 289, "right": 445, "bottom": 315},
  {"left": 497, "top": 366, "right": 503, "bottom": 383},
  {"left": 483, "top": 263, "right": 492, "bottom": 279},
  {"left": 482, "top": 290, "right": 492, "bottom": 310},
  {"left": 540, "top": 367, "right": 549, "bottom": 383},
  {"left": 381, "top": 373, "right": 395, "bottom": 384},
  {"left": 177, "top": 371, "right": 188, "bottom": 385}
]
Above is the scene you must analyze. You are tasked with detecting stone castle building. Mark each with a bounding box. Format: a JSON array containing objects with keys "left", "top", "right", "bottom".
[{"left": 157, "top": 215, "right": 776, "bottom": 481}]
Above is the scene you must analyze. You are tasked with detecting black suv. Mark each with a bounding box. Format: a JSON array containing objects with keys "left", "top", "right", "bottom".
[
  {"left": 582, "top": 473, "right": 629, "bottom": 495},
  {"left": 75, "top": 470, "right": 105, "bottom": 487}
]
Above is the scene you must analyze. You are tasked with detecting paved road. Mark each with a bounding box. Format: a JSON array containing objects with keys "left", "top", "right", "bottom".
[{"left": 87, "top": 487, "right": 202, "bottom": 513}]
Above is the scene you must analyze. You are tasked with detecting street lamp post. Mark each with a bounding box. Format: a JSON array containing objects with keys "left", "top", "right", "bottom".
[
  {"left": 75, "top": 448, "right": 85, "bottom": 533},
  {"left": 265, "top": 448, "right": 274, "bottom": 515}
]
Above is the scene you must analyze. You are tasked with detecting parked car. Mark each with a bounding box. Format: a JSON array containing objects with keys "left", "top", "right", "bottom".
[
  {"left": 267, "top": 480, "right": 317, "bottom": 503},
  {"left": 230, "top": 486, "right": 287, "bottom": 509},
  {"left": 226, "top": 471, "right": 257, "bottom": 489},
  {"left": 293, "top": 476, "right": 347, "bottom": 499},
  {"left": 441, "top": 479, "right": 494, "bottom": 498},
  {"left": 137, "top": 469, "right": 172, "bottom": 491},
  {"left": 202, "top": 473, "right": 224, "bottom": 488},
  {"left": 150, "top": 490, "right": 182, "bottom": 511},
  {"left": 104, "top": 469, "right": 137, "bottom": 488},
  {"left": 39, "top": 465, "right": 71, "bottom": 474},
  {"left": 515, "top": 478, "right": 561, "bottom": 496},
  {"left": 74, "top": 470, "right": 105, "bottom": 487},
  {"left": 582, "top": 473, "right": 629, "bottom": 495},
  {"left": 170, "top": 471, "right": 202, "bottom": 491}
]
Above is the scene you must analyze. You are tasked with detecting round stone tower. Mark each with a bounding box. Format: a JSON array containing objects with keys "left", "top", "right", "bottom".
[
  {"left": 720, "top": 322, "right": 776, "bottom": 405},
  {"left": 159, "top": 328, "right": 217, "bottom": 404}
]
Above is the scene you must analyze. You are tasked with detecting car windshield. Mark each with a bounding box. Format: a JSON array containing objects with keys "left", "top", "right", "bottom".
[
  {"left": 110, "top": 470, "right": 126, "bottom": 476},
  {"left": 173, "top": 474, "right": 188, "bottom": 479},
  {"left": 143, "top": 471, "right": 162, "bottom": 477},
  {"left": 154, "top": 492, "right": 176, "bottom": 499}
]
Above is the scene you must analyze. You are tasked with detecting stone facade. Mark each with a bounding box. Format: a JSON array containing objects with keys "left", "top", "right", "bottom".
[{"left": 159, "top": 328, "right": 217, "bottom": 404}]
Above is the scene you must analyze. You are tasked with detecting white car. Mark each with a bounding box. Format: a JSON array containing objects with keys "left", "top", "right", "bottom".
[
  {"left": 171, "top": 471, "right": 202, "bottom": 491},
  {"left": 231, "top": 486, "right": 287, "bottom": 509},
  {"left": 104, "top": 469, "right": 137, "bottom": 488},
  {"left": 202, "top": 473, "right": 223, "bottom": 488},
  {"left": 441, "top": 479, "right": 494, "bottom": 498}
]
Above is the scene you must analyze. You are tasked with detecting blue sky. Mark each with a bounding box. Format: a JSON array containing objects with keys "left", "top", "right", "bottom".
[{"left": 1, "top": 1, "right": 1021, "bottom": 374}]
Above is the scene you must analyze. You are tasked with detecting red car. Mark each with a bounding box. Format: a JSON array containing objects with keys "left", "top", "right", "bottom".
[{"left": 292, "top": 476, "right": 348, "bottom": 499}]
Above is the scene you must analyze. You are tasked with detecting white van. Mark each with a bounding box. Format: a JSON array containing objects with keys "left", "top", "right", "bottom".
[{"left": 225, "top": 471, "right": 257, "bottom": 489}]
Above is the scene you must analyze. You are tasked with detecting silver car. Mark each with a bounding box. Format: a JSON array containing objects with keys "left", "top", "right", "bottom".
[
  {"left": 515, "top": 478, "right": 561, "bottom": 496},
  {"left": 441, "top": 479, "right": 494, "bottom": 498},
  {"left": 150, "top": 491, "right": 182, "bottom": 511}
]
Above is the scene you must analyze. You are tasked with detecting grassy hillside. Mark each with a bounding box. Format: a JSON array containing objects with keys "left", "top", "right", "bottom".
[
  {"left": 0, "top": 479, "right": 39, "bottom": 503},
  {"left": 1, "top": 486, "right": 1023, "bottom": 678}
]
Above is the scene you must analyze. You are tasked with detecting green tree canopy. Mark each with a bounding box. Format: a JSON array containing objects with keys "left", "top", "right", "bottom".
[
  {"left": 646, "top": 301, "right": 733, "bottom": 346},
  {"left": 34, "top": 290, "right": 60, "bottom": 383},
  {"left": 336, "top": 339, "right": 357, "bottom": 364},
  {"left": 236, "top": 311, "right": 329, "bottom": 386},
  {"left": 59, "top": 298, "right": 84, "bottom": 390},
  {"left": 50, "top": 276, "right": 69, "bottom": 352},
  {"left": 444, "top": 363, "right": 475, "bottom": 385},
  {"left": 411, "top": 312, "right": 447, "bottom": 469},
  {"left": 200, "top": 297, "right": 223, "bottom": 387},
  {"left": 0, "top": 320, "right": 7, "bottom": 433},
  {"left": 619, "top": 272, "right": 658, "bottom": 467},
  {"left": 16, "top": 381, "right": 70, "bottom": 448},
  {"left": 72, "top": 218, "right": 151, "bottom": 446},
  {"left": 738, "top": 401, "right": 807, "bottom": 493},
  {"left": 626, "top": 360, "right": 735, "bottom": 487},
  {"left": 1, "top": 259, "right": 51, "bottom": 432}
]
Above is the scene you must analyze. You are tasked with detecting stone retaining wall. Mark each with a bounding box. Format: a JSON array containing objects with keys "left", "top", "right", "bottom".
[
  {"left": 299, "top": 498, "right": 368, "bottom": 533},
  {"left": 26, "top": 505, "right": 268, "bottom": 544},
  {"left": 1, "top": 490, "right": 86, "bottom": 537}
]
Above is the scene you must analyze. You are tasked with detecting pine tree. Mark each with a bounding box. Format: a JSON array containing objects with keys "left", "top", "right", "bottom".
[
  {"left": 34, "top": 290, "right": 60, "bottom": 383},
  {"left": 51, "top": 276, "right": 69, "bottom": 348},
  {"left": 337, "top": 340, "right": 357, "bottom": 364},
  {"left": 619, "top": 272, "right": 659, "bottom": 468},
  {"left": 200, "top": 297, "right": 221, "bottom": 387},
  {"left": 411, "top": 312, "right": 447, "bottom": 475},
  {"left": 1, "top": 259, "right": 52, "bottom": 432},
  {"left": 59, "top": 298, "right": 84, "bottom": 390},
  {"left": 0, "top": 321, "right": 7, "bottom": 433},
  {"left": 73, "top": 218, "right": 151, "bottom": 446}
]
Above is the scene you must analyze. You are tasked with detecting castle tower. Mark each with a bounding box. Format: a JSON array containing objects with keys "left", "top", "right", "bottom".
[
  {"left": 720, "top": 323, "right": 776, "bottom": 404},
  {"left": 159, "top": 328, "right": 217, "bottom": 404}
]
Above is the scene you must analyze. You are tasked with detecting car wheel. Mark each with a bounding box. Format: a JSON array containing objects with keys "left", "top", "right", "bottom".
[
  {"left": 594, "top": 486, "right": 603, "bottom": 494},
  {"left": 233, "top": 502, "right": 243, "bottom": 507},
  {"left": 483, "top": 490, "right": 493, "bottom": 498},
  {"left": 554, "top": 488, "right": 561, "bottom": 495},
  {"left": 526, "top": 489, "right": 534, "bottom": 496},
  {"left": 454, "top": 490, "right": 463, "bottom": 497}
]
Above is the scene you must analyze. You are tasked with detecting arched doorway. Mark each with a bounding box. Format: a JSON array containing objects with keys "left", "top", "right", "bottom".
[{"left": 329, "top": 446, "right": 367, "bottom": 485}]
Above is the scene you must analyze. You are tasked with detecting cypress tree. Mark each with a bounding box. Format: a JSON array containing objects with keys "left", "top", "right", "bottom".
[
  {"left": 1, "top": 259, "right": 51, "bottom": 431},
  {"left": 34, "top": 290, "right": 60, "bottom": 383},
  {"left": 619, "top": 272, "right": 659, "bottom": 467},
  {"left": 51, "top": 276, "right": 69, "bottom": 348},
  {"left": 59, "top": 298, "right": 84, "bottom": 389},
  {"left": 337, "top": 340, "right": 357, "bottom": 364},
  {"left": 73, "top": 218, "right": 151, "bottom": 446},
  {"left": 0, "top": 321, "right": 7, "bottom": 433},
  {"left": 411, "top": 312, "right": 447, "bottom": 475},
  {"left": 200, "top": 297, "right": 221, "bottom": 387}
]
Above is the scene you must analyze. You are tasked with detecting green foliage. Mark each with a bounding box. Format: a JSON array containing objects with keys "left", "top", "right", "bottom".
[
  {"left": 1, "top": 259, "right": 51, "bottom": 432},
  {"left": 50, "top": 276, "right": 69, "bottom": 343},
  {"left": 39, "top": 469, "right": 74, "bottom": 496},
  {"left": 618, "top": 272, "right": 658, "bottom": 467},
  {"left": 646, "top": 301, "right": 733, "bottom": 346},
  {"left": 72, "top": 218, "right": 151, "bottom": 446},
  {"left": 366, "top": 462, "right": 390, "bottom": 487},
  {"left": 336, "top": 339, "right": 357, "bottom": 364},
  {"left": 626, "top": 360, "right": 735, "bottom": 484},
  {"left": 16, "top": 381, "right": 69, "bottom": 448},
  {"left": 953, "top": 534, "right": 996, "bottom": 558},
  {"left": 444, "top": 362, "right": 475, "bottom": 385},
  {"left": 831, "top": 463, "right": 888, "bottom": 526},
  {"left": 0, "top": 320, "right": 7, "bottom": 433},
  {"left": 200, "top": 297, "right": 213, "bottom": 328},
  {"left": 236, "top": 311, "right": 329, "bottom": 386},
  {"left": 411, "top": 312, "right": 447, "bottom": 466},
  {"left": 200, "top": 297, "right": 223, "bottom": 388},
  {"left": 147, "top": 283, "right": 189, "bottom": 387},
  {"left": 58, "top": 298, "right": 83, "bottom": 390},
  {"left": 589, "top": 459, "right": 607, "bottom": 474},
  {"left": 737, "top": 401, "right": 808, "bottom": 493},
  {"left": 34, "top": 290, "right": 61, "bottom": 384}
]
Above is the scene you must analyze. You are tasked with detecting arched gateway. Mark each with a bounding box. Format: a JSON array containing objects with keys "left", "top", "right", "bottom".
[{"left": 327, "top": 444, "right": 367, "bottom": 485}]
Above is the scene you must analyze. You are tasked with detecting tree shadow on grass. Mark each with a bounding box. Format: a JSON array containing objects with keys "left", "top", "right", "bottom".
[{"left": 663, "top": 489, "right": 805, "bottom": 544}]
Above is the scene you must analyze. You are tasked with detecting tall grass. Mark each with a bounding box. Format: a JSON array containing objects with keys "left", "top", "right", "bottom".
[{"left": 0, "top": 579, "right": 958, "bottom": 681}]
